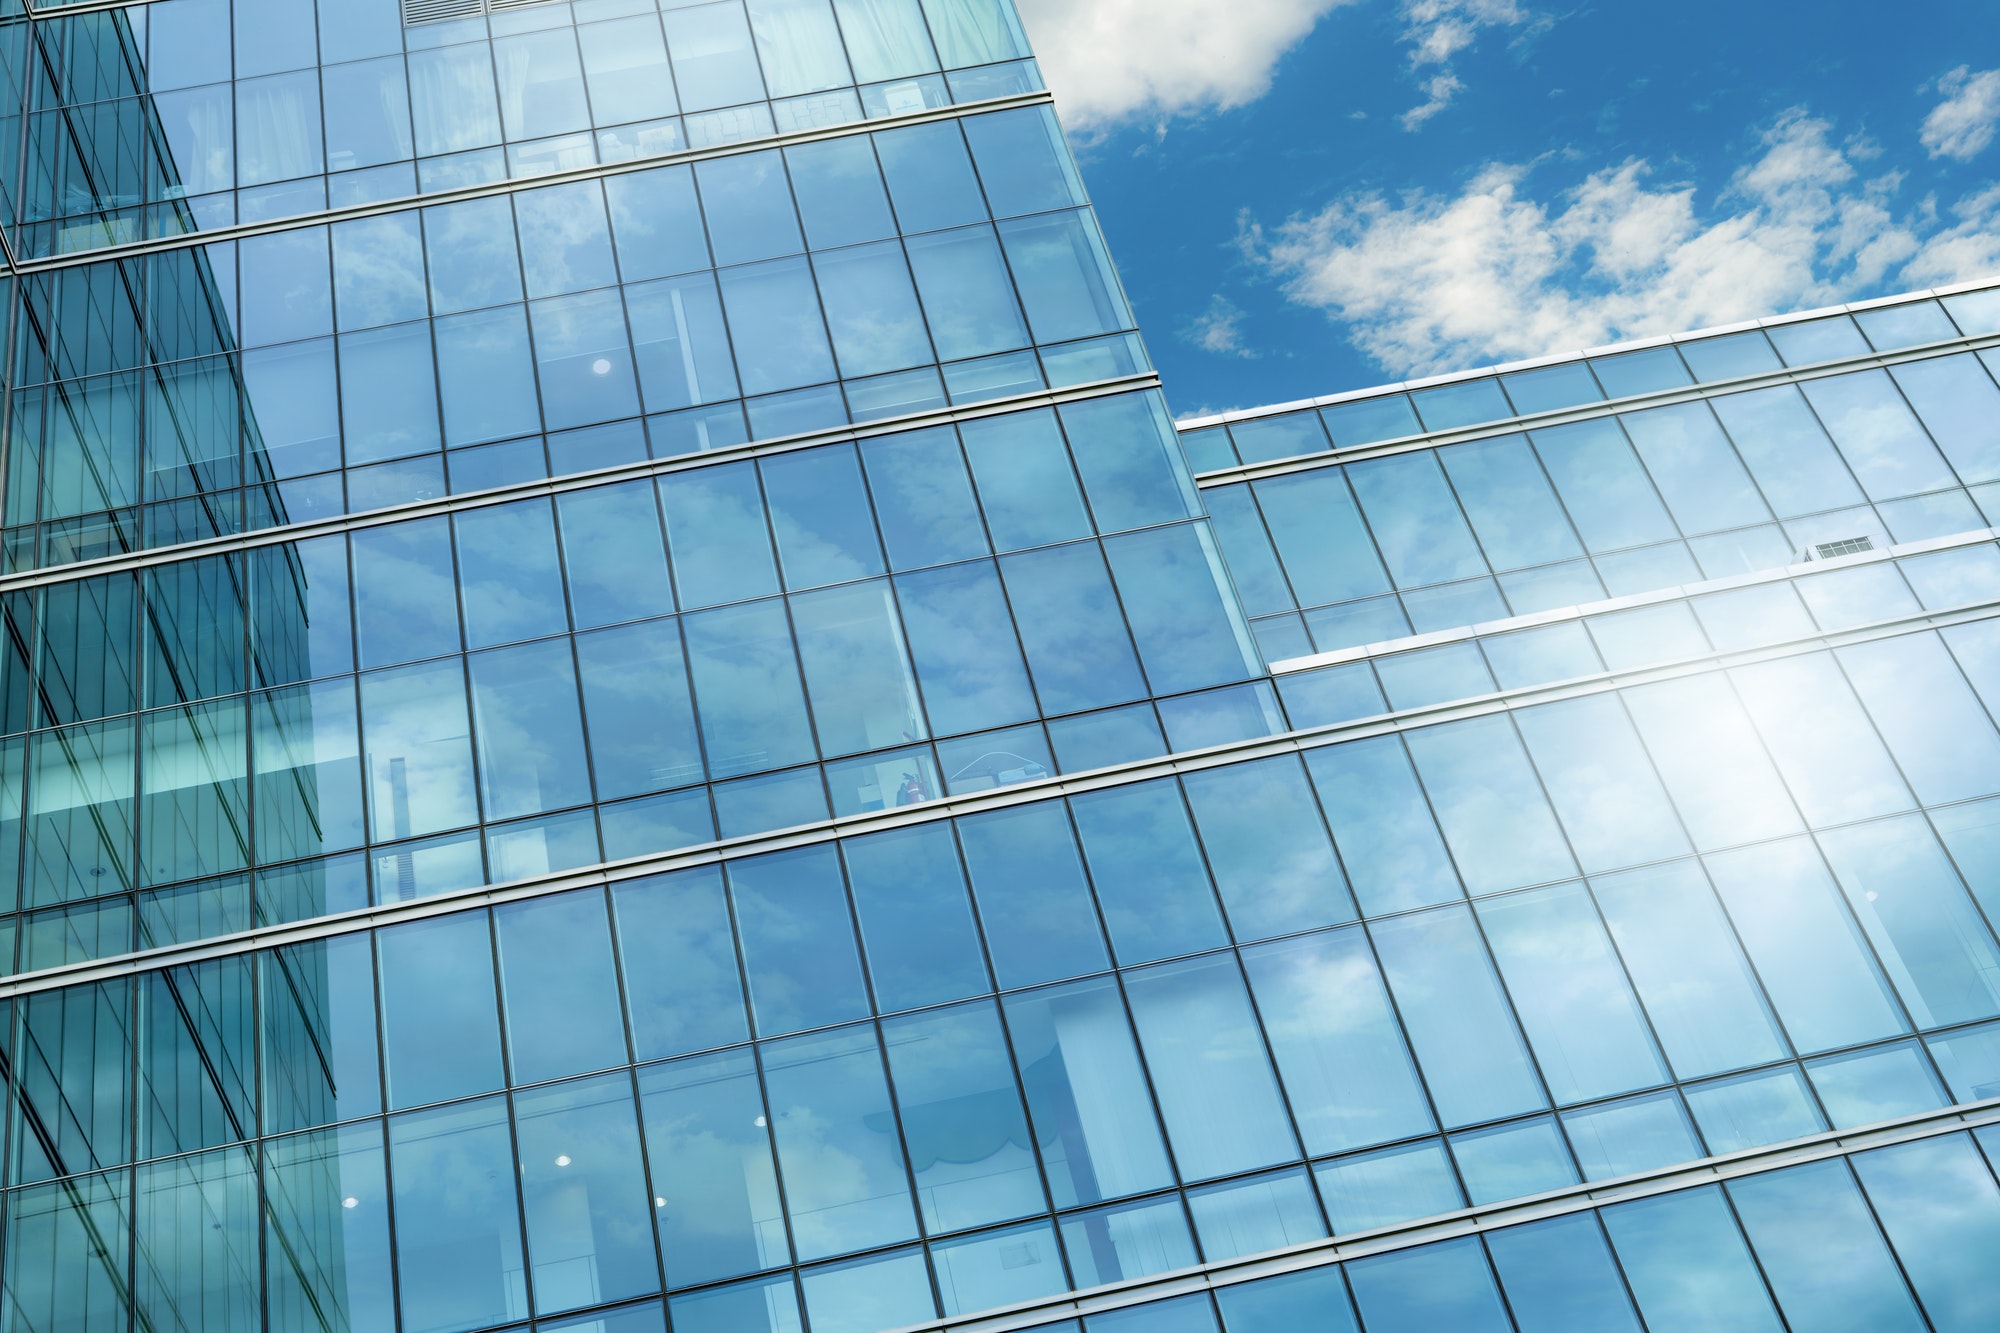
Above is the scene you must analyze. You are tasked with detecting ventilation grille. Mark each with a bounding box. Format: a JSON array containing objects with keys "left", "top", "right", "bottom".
[
  {"left": 1810, "top": 536, "right": 1875, "bottom": 561},
  {"left": 403, "top": 0, "right": 562, "bottom": 24}
]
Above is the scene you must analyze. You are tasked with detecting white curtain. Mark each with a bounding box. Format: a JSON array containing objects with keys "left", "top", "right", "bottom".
[
  {"left": 408, "top": 45, "right": 501, "bottom": 157},
  {"left": 746, "top": 0, "right": 854, "bottom": 98},
  {"left": 234, "top": 71, "right": 320, "bottom": 186},
  {"left": 919, "top": 0, "right": 1029, "bottom": 68},
  {"left": 830, "top": 0, "right": 937, "bottom": 83}
]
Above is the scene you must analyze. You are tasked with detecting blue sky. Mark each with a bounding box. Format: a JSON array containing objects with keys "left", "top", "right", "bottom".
[{"left": 1015, "top": 0, "right": 2000, "bottom": 418}]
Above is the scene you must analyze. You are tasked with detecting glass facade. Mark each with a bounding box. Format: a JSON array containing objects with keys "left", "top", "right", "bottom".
[{"left": 0, "top": 1, "right": 1998, "bottom": 1331}]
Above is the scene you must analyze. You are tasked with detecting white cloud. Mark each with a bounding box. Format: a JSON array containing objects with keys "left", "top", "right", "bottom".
[
  {"left": 1013, "top": 0, "right": 1352, "bottom": 129},
  {"left": 1396, "top": 0, "right": 1534, "bottom": 129},
  {"left": 1921, "top": 66, "right": 2000, "bottom": 161},
  {"left": 1183, "top": 296, "right": 1258, "bottom": 357},
  {"left": 1244, "top": 109, "right": 1993, "bottom": 374}
]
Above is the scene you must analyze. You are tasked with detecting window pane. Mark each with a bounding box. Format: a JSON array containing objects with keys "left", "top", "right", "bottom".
[
  {"left": 761, "top": 1025, "right": 918, "bottom": 1260},
  {"left": 638, "top": 1050, "right": 786, "bottom": 1289},
  {"left": 895, "top": 561, "right": 1038, "bottom": 735},
  {"left": 1242, "top": 929, "right": 1433, "bottom": 1155},
  {"left": 378, "top": 913, "right": 503, "bottom": 1110},
  {"left": 1070, "top": 779, "right": 1227, "bottom": 964},
  {"left": 388, "top": 1098, "right": 528, "bottom": 1333},
  {"left": 1404, "top": 715, "right": 1577, "bottom": 895},
  {"left": 1602, "top": 1187, "right": 1784, "bottom": 1333},
  {"left": 1002, "top": 977, "right": 1173, "bottom": 1206},
  {"left": 1370, "top": 906, "right": 1547, "bottom": 1127},
  {"left": 1181, "top": 757, "right": 1353, "bottom": 940},
  {"left": 1346, "top": 1239, "right": 1512, "bottom": 1333},
  {"left": 1705, "top": 838, "right": 1908, "bottom": 1052},
  {"left": 957, "top": 802, "right": 1110, "bottom": 989},
  {"left": 360, "top": 659, "right": 479, "bottom": 842},
  {"left": 455, "top": 500, "right": 568, "bottom": 649},
  {"left": 1126, "top": 955, "right": 1298, "bottom": 1179},
  {"left": 1303, "top": 737, "right": 1463, "bottom": 915},
  {"left": 469, "top": 640, "right": 593, "bottom": 820},
  {"left": 514, "top": 1073, "right": 659, "bottom": 1313},
  {"left": 1729, "top": 1160, "right": 1927, "bottom": 1333},
  {"left": 261, "top": 934, "right": 381, "bottom": 1134},
  {"left": 265, "top": 1124, "right": 395, "bottom": 1333},
  {"left": 845, "top": 823, "right": 988, "bottom": 1012},
  {"left": 1477, "top": 883, "right": 1669, "bottom": 1104},
  {"left": 728, "top": 845, "right": 870, "bottom": 1035},
  {"left": 1591, "top": 861, "right": 1788, "bottom": 1078},
  {"left": 496, "top": 889, "right": 627, "bottom": 1085},
  {"left": 683, "top": 600, "right": 818, "bottom": 779},
  {"left": 1853, "top": 1134, "right": 2000, "bottom": 1333},
  {"left": 882, "top": 1001, "right": 1043, "bottom": 1231}
]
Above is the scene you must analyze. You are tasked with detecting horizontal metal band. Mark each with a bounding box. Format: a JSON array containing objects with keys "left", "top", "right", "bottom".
[
  {"left": 1175, "top": 277, "right": 2000, "bottom": 432},
  {"left": 0, "top": 371, "right": 1161, "bottom": 593},
  {"left": 1269, "top": 523, "right": 1997, "bottom": 674},
  {"left": 3, "top": 89, "right": 1056, "bottom": 275},
  {"left": 1192, "top": 330, "right": 2000, "bottom": 488},
  {"left": 0, "top": 582, "right": 1995, "bottom": 1000},
  {"left": 881, "top": 1096, "right": 2000, "bottom": 1333}
]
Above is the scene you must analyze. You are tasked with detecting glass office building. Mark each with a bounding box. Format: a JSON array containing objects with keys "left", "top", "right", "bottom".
[{"left": 1, "top": 1, "right": 1999, "bottom": 1332}]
